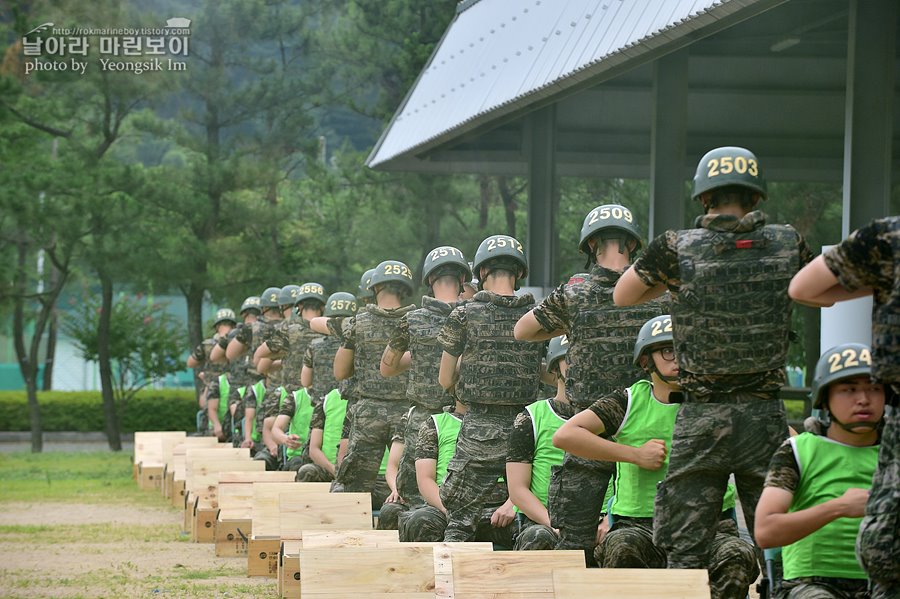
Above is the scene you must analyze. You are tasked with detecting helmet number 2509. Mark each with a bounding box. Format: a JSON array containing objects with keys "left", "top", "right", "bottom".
[
  {"left": 707, "top": 156, "right": 758, "bottom": 178},
  {"left": 587, "top": 206, "right": 633, "bottom": 226}
]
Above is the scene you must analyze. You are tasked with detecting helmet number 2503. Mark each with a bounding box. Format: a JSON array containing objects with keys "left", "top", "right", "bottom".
[{"left": 707, "top": 156, "right": 758, "bottom": 178}]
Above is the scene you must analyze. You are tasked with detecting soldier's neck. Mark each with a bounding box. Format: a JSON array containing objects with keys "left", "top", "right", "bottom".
[
  {"left": 595, "top": 252, "right": 630, "bottom": 273},
  {"left": 433, "top": 290, "right": 458, "bottom": 304},
  {"left": 554, "top": 380, "right": 568, "bottom": 403}
]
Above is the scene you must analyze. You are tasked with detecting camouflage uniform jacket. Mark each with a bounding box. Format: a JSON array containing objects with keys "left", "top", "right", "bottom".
[{"left": 533, "top": 264, "right": 669, "bottom": 409}]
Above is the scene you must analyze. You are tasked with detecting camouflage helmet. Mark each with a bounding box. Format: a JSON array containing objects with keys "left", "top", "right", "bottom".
[
  {"left": 324, "top": 292, "right": 358, "bottom": 317},
  {"left": 692, "top": 146, "right": 767, "bottom": 201},
  {"left": 296, "top": 282, "right": 327, "bottom": 305},
  {"left": 278, "top": 285, "right": 301, "bottom": 307},
  {"left": 472, "top": 234, "right": 528, "bottom": 287},
  {"left": 369, "top": 260, "right": 415, "bottom": 294},
  {"left": 422, "top": 246, "right": 471, "bottom": 286},
  {"left": 239, "top": 296, "right": 261, "bottom": 314},
  {"left": 578, "top": 204, "right": 643, "bottom": 259},
  {"left": 260, "top": 287, "right": 282, "bottom": 309},
  {"left": 810, "top": 343, "right": 873, "bottom": 410},
  {"left": 546, "top": 335, "right": 569, "bottom": 373},
  {"left": 357, "top": 268, "right": 376, "bottom": 300},
  {"left": 212, "top": 308, "right": 237, "bottom": 328},
  {"left": 633, "top": 314, "right": 674, "bottom": 366}
]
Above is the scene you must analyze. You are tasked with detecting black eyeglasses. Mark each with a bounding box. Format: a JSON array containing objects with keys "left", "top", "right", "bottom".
[{"left": 655, "top": 347, "right": 676, "bottom": 362}]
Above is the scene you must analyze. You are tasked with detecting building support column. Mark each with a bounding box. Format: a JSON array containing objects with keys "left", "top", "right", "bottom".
[
  {"left": 842, "top": 0, "right": 895, "bottom": 235},
  {"left": 649, "top": 49, "right": 689, "bottom": 238},
  {"left": 527, "top": 105, "right": 558, "bottom": 291}
]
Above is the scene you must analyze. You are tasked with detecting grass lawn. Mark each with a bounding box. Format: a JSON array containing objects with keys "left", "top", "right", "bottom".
[{"left": 0, "top": 451, "right": 273, "bottom": 598}]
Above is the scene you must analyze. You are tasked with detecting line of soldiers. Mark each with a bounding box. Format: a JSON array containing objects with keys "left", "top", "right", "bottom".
[{"left": 187, "top": 145, "right": 898, "bottom": 599}]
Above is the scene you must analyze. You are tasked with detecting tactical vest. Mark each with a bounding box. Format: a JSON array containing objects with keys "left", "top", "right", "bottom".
[
  {"left": 457, "top": 295, "right": 541, "bottom": 407},
  {"left": 406, "top": 298, "right": 455, "bottom": 411},
  {"left": 353, "top": 306, "right": 411, "bottom": 401},
  {"left": 309, "top": 336, "right": 341, "bottom": 401},
  {"left": 610, "top": 380, "right": 736, "bottom": 518},
  {"left": 871, "top": 220, "right": 900, "bottom": 382},
  {"left": 784, "top": 433, "right": 877, "bottom": 580},
  {"left": 285, "top": 388, "right": 314, "bottom": 459},
  {"left": 281, "top": 320, "right": 322, "bottom": 385},
  {"left": 522, "top": 399, "right": 567, "bottom": 508},
  {"left": 567, "top": 274, "right": 666, "bottom": 409},
  {"left": 673, "top": 224, "right": 799, "bottom": 375},
  {"left": 432, "top": 412, "right": 462, "bottom": 485}
]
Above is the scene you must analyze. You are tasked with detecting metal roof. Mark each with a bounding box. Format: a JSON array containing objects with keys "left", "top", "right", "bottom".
[{"left": 367, "top": 0, "right": 781, "bottom": 169}]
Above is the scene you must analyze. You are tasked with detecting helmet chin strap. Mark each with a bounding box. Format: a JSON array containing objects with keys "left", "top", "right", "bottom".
[
  {"left": 820, "top": 410, "right": 880, "bottom": 432},
  {"left": 647, "top": 361, "right": 677, "bottom": 384}
]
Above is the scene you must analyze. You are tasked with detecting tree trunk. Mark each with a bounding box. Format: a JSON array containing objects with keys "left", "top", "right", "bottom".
[
  {"left": 478, "top": 176, "right": 490, "bottom": 229},
  {"left": 98, "top": 272, "right": 122, "bottom": 451},
  {"left": 42, "top": 308, "right": 57, "bottom": 391},
  {"left": 497, "top": 176, "right": 518, "bottom": 238},
  {"left": 13, "top": 240, "right": 42, "bottom": 452},
  {"left": 186, "top": 282, "right": 205, "bottom": 401},
  {"left": 802, "top": 305, "right": 820, "bottom": 387}
]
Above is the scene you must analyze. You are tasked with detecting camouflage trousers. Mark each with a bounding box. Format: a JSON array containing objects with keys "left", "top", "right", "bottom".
[
  {"left": 440, "top": 404, "right": 519, "bottom": 544},
  {"left": 549, "top": 453, "right": 615, "bottom": 564},
  {"left": 397, "top": 505, "right": 514, "bottom": 546},
  {"left": 513, "top": 515, "right": 559, "bottom": 551},
  {"left": 295, "top": 463, "right": 333, "bottom": 483},
  {"left": 654, "top": 398, "right": 788, "bottom": 571},
  {"left": 857, "top": 406, "right": 899, "bottom": 599},
  {"left": 395, "top": 405, "right": 432, "bottom": 507},
  {"left": 598, "top": 516, "right": 758, "bottom": 599},
  {"left": 282, "top": 454, "right": 310, "bottom": 472},
  {"left": 252, "top": 447, "right": 281, "bottom": 471},
  {"left": 781, "top": 577, "right": 870, "bottom": 599},
  {"left": 377, "top": 501, "right": 408, "bottom": 530},
  {"left": 334, "top": 397, "right": 405, "bottom": 494}
]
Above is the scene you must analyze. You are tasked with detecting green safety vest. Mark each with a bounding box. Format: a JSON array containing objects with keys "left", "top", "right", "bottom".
[
  {"left": 217, "top": 374, "right": 230, "bottom": 423},
  {"left": 518, "top": 399, "right": 567, "bottom": 509},
  {"left": 783, "top": 433, "right": 878, "bottom": 580},
  {"left": 318, "top": 389, "right": 389, "bottom": 474},
  {"left": 321, "top": 389, "right": 347, "bottom": 465},
  {"left": 249, "top": 380, "right": 266, "bottom": 443},
  {"left": 610, "top": 380, "right": 736, "bottom": 518},
  {"left": 432, "top": 412, "right": 462, "bottom": 485},
  {"left": 285, "top": 388, "right": 313, "bottom": 459}
]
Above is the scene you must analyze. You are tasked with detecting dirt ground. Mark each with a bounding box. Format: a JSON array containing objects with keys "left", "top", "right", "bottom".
[{"left": 0, "top": 501, "right": 275, "bottom": 598}]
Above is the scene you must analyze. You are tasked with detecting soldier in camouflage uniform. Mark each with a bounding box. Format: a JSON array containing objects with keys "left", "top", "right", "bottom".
[
  {"left": 188, "top": 308, "right": 236, "bottom": 435},
  {"left": 555, "top": 315, "right": 758, "bottom": 598},
  {"left": 329, "top": 261, "right": 416, "bottom": 495},
  {"left": 514, "top": 204, "right": 668, "bottom": 562},
  {"left": 507, "top": 334, "right": 577, "bottom": 550},
  {"left": 789, "top": 216, "right": 900, "bottom": 599},
  {"left": 381, "top": 246, "right": 472, "bottom": 515},
  {"left": 261, "top": 283, "right": 327, "bottom": 470},
  {"left": 614, "top": 147, "right": 813, "bottom": 575},
  {"left": 208, "top": 297, "right": 261, "bottom": 443},
  {"left": 227, "top": 287, "right": 284, "bottom": 453},
  {"left": 757, "top": 343, "right": 884, "bottom": 599},
  {"left": 437, "top": 234, "right": 541, "bottom": 544}
]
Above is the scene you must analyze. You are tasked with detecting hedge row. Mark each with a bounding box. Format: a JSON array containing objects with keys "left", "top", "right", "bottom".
[{"left": 0, "top": 389, "right": 197, "bottom": 432}]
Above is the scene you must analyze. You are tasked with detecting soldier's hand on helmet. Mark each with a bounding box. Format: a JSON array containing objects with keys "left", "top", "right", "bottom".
[
  {"left": 836, "top": 487, "right": 869, "bottom": 518},
  {"left": 284, "top": 434, "right": 301, "bottom": 450},
  {"left": 633, "top": 439, "right": 667, "bottom": 470},
  {"left": 490, "top": 500, "right": 515, "bottom": 528}
]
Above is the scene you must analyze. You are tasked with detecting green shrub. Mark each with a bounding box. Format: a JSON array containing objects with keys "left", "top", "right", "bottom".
[{"left": 0, "top": 390, "right": 196, "bottom": 432}]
